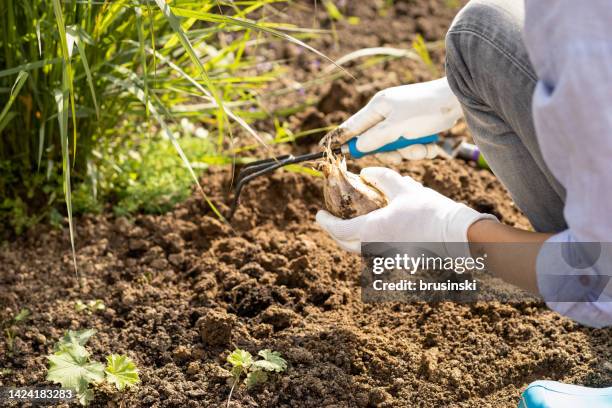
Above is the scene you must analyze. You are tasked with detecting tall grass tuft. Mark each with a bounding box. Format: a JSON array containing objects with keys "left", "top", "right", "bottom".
[{"left": 0, "top": 1, "right": 339, "bottom": 258}]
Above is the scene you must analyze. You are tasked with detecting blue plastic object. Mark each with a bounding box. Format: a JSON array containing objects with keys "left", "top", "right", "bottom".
[
  {"left": 345, "top": 134, "right": 439, "bottom": 159},
  {"left": 518, "top": 381, "right": 612, "bottom": 408}
]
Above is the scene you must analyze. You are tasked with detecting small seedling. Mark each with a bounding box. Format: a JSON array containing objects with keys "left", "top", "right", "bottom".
[
  {"left": 13, "top": 309, "right": 31, "bottom": 323},
  {"left": 105, "top": 354, "right": 140, "bottom": 391},
  {"left": 3, "top": 308, "right": 30, "bottom": 353},
  {"left": 46, "top": 329, "right": 140, "bottom": 406},
  {"left": 75, "top": 300, "right": 106, "bottom": 314},
  {"left": 226, "top": 348, "right": 287, "bottom": 407},
  {"left": 47, "top": 329, "right": 105, "bottom": 405}
]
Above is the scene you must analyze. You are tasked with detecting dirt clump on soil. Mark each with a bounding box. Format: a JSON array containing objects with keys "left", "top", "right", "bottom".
[{"left": 0, "top": 1, "right": 610, "bottom": 407}]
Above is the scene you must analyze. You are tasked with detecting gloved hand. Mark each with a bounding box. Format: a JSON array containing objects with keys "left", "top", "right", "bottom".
[
  {"left": 316, "top": 167, "right": 498, "bottom": 257},
  {"left": 322, "top": 77, "right": 463, "bottom": 162}
]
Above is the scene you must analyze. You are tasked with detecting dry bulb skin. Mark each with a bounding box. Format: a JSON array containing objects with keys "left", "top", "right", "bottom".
[
  {"left": 319, "top": 127, "right": 352, "bottom": 148},
  {"left": 320, "top": 149, "right": 387, "bottom": 219}
]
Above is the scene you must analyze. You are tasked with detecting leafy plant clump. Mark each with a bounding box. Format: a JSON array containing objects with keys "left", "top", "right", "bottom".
[
  {"left": 72, "top": 134, "right": 219, "bottom": 216},
  {"left": 0, "top": 0, "right": 336, "bottom": 240},
  {"left": 226, "top": 348, "right": 287, "bottom": 406},
  {"left": 46, "top": 329, "right": 139, "bottom": 406},
  {"left": 75, "top": 299, "right": 105, "bottom": 314}
]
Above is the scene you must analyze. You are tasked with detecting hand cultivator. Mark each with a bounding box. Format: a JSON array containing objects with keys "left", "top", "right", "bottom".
[
  {"left": 227, "top": 133, "right": 440, "bottom": 220},
  {"left": 227, "top": 132, "right": 491, "bottom": 220}
]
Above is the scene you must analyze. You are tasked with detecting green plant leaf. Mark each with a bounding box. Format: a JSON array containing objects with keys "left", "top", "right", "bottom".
[
  {"left": 254, "top": 349, "right": 287, "bottom": 372},
  {"left": 78, "top": 387, "right": 95, "bottom": 406},
  {"left": 0, "top": 59, "right": 61, "bottom": 79},
  {"left": 134, "top": 6, "right": 149, "bottom": 117},
  {"left": 230, "top": 365, "right": 242, "bottom": 378},
  {"left": 75, "top": 300, "right": 88, "bottom": 313},
  {"left": 245, "top": 369, "right": 268, "bottom": 389},
  {"left": 104, "top": 354, "right": 140, "bottom": 391},
  {"left": 89, "top": 300, "right": 105, "bottom": 311},
  {"left": 0, "top": 71, "right": 28, "bottom": 127},
  {"left": 412, "top": 34, "right": 438, "bottom": 76},
  {"left": 51, "top": 0, "right": 78, "bottom": 160},
  {"left": 66, "top": 26, "right": 100, "bottom": 119},
  {"left": 323, "top": 0, "right": 344, "bottom": 21},
  {"left": 46, "top": 345, "right": 105, "bottom": 395},
  {"left": 130, "top": 42, "right": 268, "bottom": 150},
  {"left": 101, "top": 73, "right": 224, "bottom": 220},
  {"left": 75, "top": 300, "right": 105, "bottom": 313},
  {"left": 170, "top": 7, "right": 351, "bottom": 78},
  {"left": 153, "top": 0, "right": 225, "bottom": 126},
  {"left": 283, "top": 164, "right": 322, "bottom": 178},
  {"left": 37, "top": 122, "right": 45, "bottom": 171},
  {"left": 13, "top": 308, "right": 30, "bottom": 323},
  {"left": 54, "top": 86, "right": 78, "bottom": 278},
  {"left": 57, "top": 329, "right": 97, "bottom": 350},
  {"left": 0, "top": 112, "right": 17, "bottom": 134},
  {"left": 47, "top": 351, "right": 105, "bottom": 387},
  {"left": 227, "top": 349, "right": 253, "bottom": 369}
]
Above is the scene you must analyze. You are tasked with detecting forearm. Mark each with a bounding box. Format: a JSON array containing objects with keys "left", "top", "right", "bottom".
[{"left": 467, "top": 220, "right": 553, "bottom": 294}]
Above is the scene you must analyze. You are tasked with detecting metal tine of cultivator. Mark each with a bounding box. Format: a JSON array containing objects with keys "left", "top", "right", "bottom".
[
  {"left": 235, "top": 154, "right": 293, "bottom": 182},
  {"left": 228, "top": 147, "right": 342, "bottom": 220},
  {"left": 228, "top": 155, "right": 300, "bottom": 220}
]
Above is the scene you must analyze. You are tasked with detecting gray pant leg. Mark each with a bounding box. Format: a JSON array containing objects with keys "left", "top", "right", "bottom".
[{"left": 445, "top": 0, "right": 567, "bottom": 233}]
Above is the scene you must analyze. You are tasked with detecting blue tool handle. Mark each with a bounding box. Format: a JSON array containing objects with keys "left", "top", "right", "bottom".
[{"left": 345, "top": 134, "right": 439, "bottom": 159}]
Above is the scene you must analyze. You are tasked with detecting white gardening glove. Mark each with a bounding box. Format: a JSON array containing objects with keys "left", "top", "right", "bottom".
[
  {"left": 316, "top": 167, "right": 497, "bottom": 257},
  {"left": 323, "top": 78, "right": 463, "bottom": 162}
]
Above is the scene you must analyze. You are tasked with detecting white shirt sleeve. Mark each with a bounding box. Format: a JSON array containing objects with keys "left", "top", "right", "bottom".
[
  {"left": 524, "top": 0, "right": 612, "bottom": 327},
  {"left": 536, "top": 233, "right": 612, "bottom": 328}
]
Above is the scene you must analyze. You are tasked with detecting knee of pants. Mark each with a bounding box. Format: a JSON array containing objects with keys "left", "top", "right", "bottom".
[{"left": 444, "top": 0, "right": 527, "bottom": 105}]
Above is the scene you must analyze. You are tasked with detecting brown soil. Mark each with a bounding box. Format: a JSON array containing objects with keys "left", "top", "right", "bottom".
[{"left": 1, "top": 1, "right": 610, "bottom": 407}]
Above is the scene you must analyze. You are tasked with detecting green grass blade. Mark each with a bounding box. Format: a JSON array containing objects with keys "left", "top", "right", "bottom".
[
  {"left": 0, "top": 70, "right": 28, "bottom": 126},
  {"left": 67, "top": 26, "right": 100, "bottom": 119},
  {"left": 283, "top": 164, "right": 322, "bottom": 177},
  {"left": 322, "top": 46, "right": 420, "bottom": 73},
  {"left": 0, "top": 112, "right": 17, "bottom": 134},
  {"left": 125, "top": 44, "right": 268, "bottom": 150},
  {"left": 161, "top": 16, "right": 200, "bottom": 51},
  {"left": 37, "top": 122, "right": 46, "bottom": 171},
  {"left": 52, "top": 0, "right": 79, "bottom": 162},
  {"left": 147, "top": 3, "right": 157, "bottom": 86},
  {"left": 153, "top": 0, "right": 226, "bottom": 126},
  {"left": 412, "top": 34, "right": 438, "bottom": 76},
  {"left": 0, "top": 58, "right": 62, "bottom": 78},
  {"left": 170, "top": 7, "right": 351, "bottom": 78},
  {"left": 134, "top": 6, "right": 149, "bottom": 116},
  {"left": 54, "top": 85, "right": 79, "bottom": 279},
  {"left": 102, "top": 73, "right": 225, "bottom": 221},
  {"left": 36, "top": 20, "right": 42, "bottom": 57}
]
